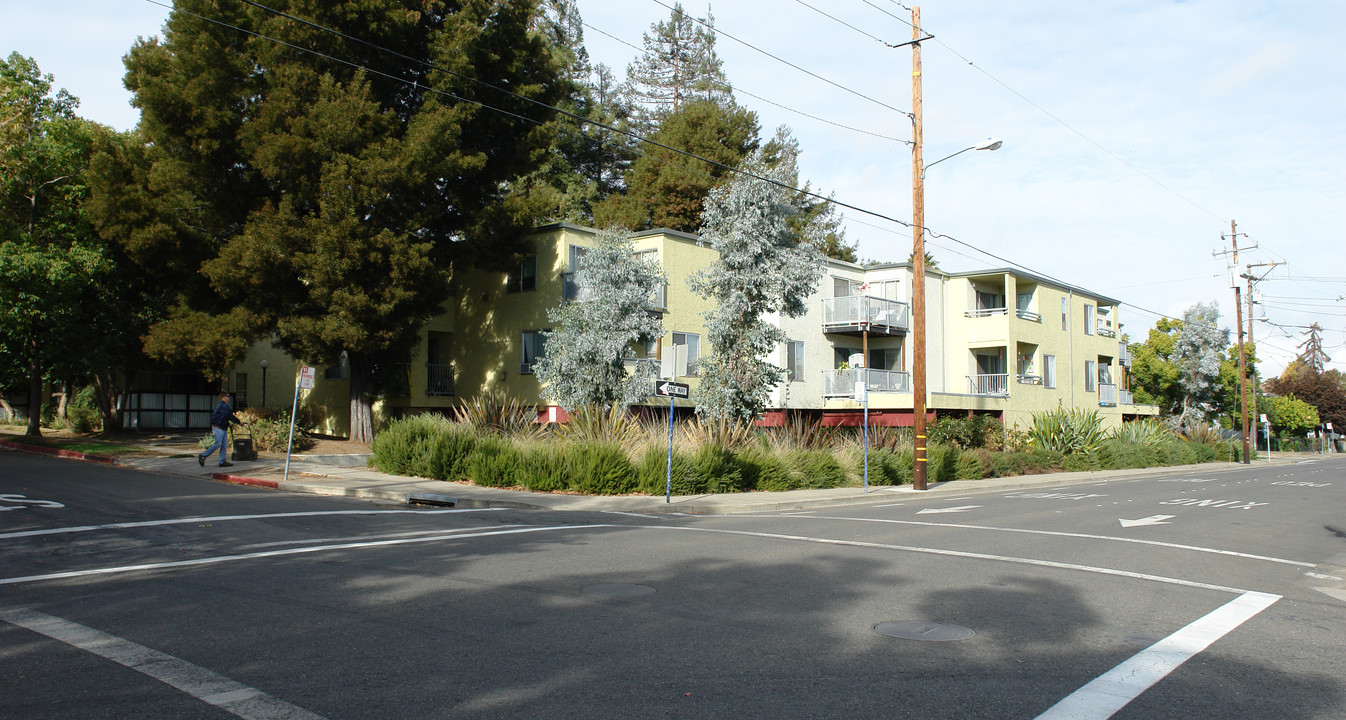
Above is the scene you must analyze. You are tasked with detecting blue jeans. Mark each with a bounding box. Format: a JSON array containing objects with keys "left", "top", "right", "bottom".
[{"left": 201, "top": 427, "right": 228, "bottom": 464}]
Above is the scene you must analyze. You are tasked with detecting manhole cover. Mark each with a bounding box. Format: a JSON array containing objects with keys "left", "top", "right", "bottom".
[
  {"left": 583, "top": 583, "right": 656, "bottom": 598},
  {"left": 874, "top": 621, "right": 975, "bottom": 642}
]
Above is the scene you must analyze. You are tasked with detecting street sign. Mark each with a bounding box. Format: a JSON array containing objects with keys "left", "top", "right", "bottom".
[
  {"left": 655, "top": 380, "right": 690, "bottom": 399},
  {"left": 298, "top": 366, "right": 316, "bottom": 390}
]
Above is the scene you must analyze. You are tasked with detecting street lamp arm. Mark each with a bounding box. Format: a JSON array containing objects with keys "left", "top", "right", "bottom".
[{"left": 921, "top": 137, "right": 1003, "bottom": 178}]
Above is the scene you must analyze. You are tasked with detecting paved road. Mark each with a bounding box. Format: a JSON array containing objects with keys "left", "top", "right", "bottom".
[{"left": 2, "top": 451, "right": 1343, "bottom": 718}]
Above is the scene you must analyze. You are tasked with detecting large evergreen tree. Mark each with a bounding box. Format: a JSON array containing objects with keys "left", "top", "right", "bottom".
[
  {"left": 90, "top": 0, "right": 565, "bottom": 442},
  {"left": 1171, "top": 302, "right": 1229, "bottom": 429},
  {"left": 531, "top": 228, "right": 663, "bottom": 409},
  {"left": 689, "top": 144, "right": 825, "bottom": 421},
  {"left": 592, "top": 99, "right": 758, "bottom": 233},
  {"left": 624, "top": 2, "right": 732, "bottom": 127}
]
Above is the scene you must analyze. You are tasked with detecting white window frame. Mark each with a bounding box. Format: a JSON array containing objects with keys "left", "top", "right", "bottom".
[
  {"left": 1044, "top": 354, "right": 1057, "bottom": 389},
  {"left": 671, "top": 332, "right": 700, "bottom": 378},
  {"left": 786, "top": 340, "right": 805, "bottom": 382}
]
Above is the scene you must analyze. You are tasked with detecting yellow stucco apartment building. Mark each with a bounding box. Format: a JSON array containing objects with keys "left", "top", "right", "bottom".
[{"left": 228, "top": 223, "right": 1157, "bottom": 436}]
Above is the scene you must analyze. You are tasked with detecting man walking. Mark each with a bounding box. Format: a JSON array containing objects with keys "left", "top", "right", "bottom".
[{"left": 199, "top": 391, "right": 244, "bottom": 468}]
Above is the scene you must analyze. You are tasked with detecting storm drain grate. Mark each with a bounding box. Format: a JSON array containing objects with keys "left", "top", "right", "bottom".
[{"left": 874, "top": 621, "right": 975, "bottom": 642}]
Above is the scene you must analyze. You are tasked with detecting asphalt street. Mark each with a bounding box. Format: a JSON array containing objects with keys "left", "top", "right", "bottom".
[{"left": 2, "top": 450, "right": 1344, "bottom": 719}]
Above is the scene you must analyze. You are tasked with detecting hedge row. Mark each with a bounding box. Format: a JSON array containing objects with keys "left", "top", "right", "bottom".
[{"left": 371, "top": 414, "right": 1237, "bottom": 496}]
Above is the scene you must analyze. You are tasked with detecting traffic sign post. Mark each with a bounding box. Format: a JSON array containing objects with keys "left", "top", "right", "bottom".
[
  {"left": 284, "top": 366, "right": 316, "bottom": 483},
  {"left": 653, "top": 381, "right": 691, "bottom": 502}
]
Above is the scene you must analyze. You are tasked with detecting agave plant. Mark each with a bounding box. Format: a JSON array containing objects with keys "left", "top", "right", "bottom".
[
  {"left": 555, "top": 404, "right": 650, "bottom": 451},
  {"left": 1109, "top": 419, "right": 1175, "bottom": 447},
  {"left": 1179, "top": 421, "right": 1226, "bottom": 446},
  {"left": 679, "top": 414, "right": 759, "bottom": 451},
  {"left": 1027, "top": 408, "right": 1107, "bottom": 455},
  {"left": 454, "top": 392, "right": 541, "bottom": 438}
]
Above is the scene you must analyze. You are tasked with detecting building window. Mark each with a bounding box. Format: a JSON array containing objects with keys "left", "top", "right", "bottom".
[
  {"left": 869, "top": 347, "right": 900, "bottom": 371},
  {"left": 521, "top": 330, "right": 547, "bottom": 373},
  {"left": 1061, "top": 298, "right": 1069, "bottom": 331},
  {"left": 786, "top": 340, "right": 805, "bottom": 382},
  {"left": 1084, "top": 304, "right": 1095, "bottom": 335},
  {"left": 833, "top": 277, "right": 854, "bottom": 297},
  {"left": 975, "top": 290, "right": 1002, "bottom": 311},
  {"left": 1085, "top": 360, "right": 1097, "bottom": 391},
  {"left": 836, "top": 346, "right": 862, "bottom": 367},
  {"left": 234, "top": 373, "right": 248, "bottom": 406},
  {"left": 507, "top": 255, "right": 537, "bottom": 293},
  {"left": 1044, "top": 355, "right": 1057, "bottom": 388},
  {"left": 672, "top": 332, "right": 700, "bottom": 377}
]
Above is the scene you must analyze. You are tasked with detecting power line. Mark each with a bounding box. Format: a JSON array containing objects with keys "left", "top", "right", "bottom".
[{"left": 581, "top": 22, "right": 911, "bottom": 145}]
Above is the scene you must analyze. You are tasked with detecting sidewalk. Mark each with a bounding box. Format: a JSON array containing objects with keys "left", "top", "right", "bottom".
[{"left": 3, "top": 432, "right": 1308, "bottom": 514}]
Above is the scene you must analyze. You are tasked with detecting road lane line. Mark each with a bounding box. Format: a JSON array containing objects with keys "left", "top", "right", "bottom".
[
  {"left": 733, "top": 514, "right": 1315, "bottom": 567},
  {"left": 0, "top": 525, "right": 603, "bottom": 587},
  {"left": 651, "top": 526, "right": 1257, "bottom": 594},
  {"left": 1034, "top": 591, "right": 1281, "bottom": 719},
  {"left": 237, "top": 525, "right": 523, "bottom": 549},
  {"left": 0, "top": 508, "right": 504, "bottom": 541},
  {"left": 0, "top": 608, "right": 327, "bottom": 719}
]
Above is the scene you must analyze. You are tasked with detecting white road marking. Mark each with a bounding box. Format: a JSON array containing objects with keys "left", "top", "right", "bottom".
[
  {"left": 1305, "top": 572, "right": 1343, "bottom": 581},
  {"left": 599, "top": 511, "right": 663, "bottom": 519},
  {"left": 238, "top": 525, "right": 522, "bottom": 549},
  {"left": 1034, "top": 591, "right": 1281, "bottom": 720},
  {"left": 732, "top": 514, "right": 1315, "bottom": 567},
  {"left": 872, "top": 503, "right": 906, "bottom": 508},
  {"left": 1312, "top": 587, "right": 1346, "bottom": 603},
  {"left": 0, "top": 608, "right": 327, "bottom": 719},
  {"left": 0, "top": 525, "right": 598, "bottom": 587},
  {"left": 915, "top": 505, "right": 981, "bottom": 514},
  {"left": 1117, "top": 515, "right": 1175, "bottom": 528},
  {"left": 652, "top": 526, "right": 1255, "bottom": 594},
  {"left": 0, "top": 508, "right": 504, "bottom": 541}
]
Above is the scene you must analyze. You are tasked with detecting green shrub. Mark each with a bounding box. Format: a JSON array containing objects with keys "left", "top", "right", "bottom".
[
  {"left": 791, "top": 449, "right": 847, "bottom": 489},
  {"left": 372, "top": 414, "right": 466, "bottom": 478},
  {"left": 518, "top": 443, "right": 571, "bottom": 492},
  {"left": 636, "top": 444, "right": 691, "bottom": 495},
  {"left": 955, "top": 449, "right": 989, "bottom": 480},
  {"left": 738, "top": 447, "right": 794, "bottom": 491},
  {"left": 568, "top": 441, "right": 637, "bottom": 495},
  {"left": 1061, "top": 452, "right": 1101, "bottom": 472},
  {"left": 986, "top": 451, "right": 1036, "bottom": 477},
  {"left": 244, "top": 412, "right": 314, "bottom": 454},
  {"left": 925, "top": 444, "right": 960, "bottom": 482},
  {"left": 681, "top": 444, "right": 744, "bottom": 493},
  {"left": 929, "top": 414, "right": 1002, "bottom": 450},
  {"left": 426, "top": 424, "right": 479, "bottom": 480},
  {"left": 1110, "top": 419, "right": 1173, "bottom": 447},
  {"left": 863, "top": 447, "right": 912, "bottom": 486},
  {"left": 463, "top": 437, "right": 523, "bottom": 487}
]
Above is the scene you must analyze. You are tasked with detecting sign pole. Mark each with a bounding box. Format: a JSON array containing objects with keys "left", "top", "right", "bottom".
[
  {"left": 284, "top": 366, "right": 316, "bottom": 484},
  {"left": 666, "top": 395, "right": 675, "bottom": 503}
]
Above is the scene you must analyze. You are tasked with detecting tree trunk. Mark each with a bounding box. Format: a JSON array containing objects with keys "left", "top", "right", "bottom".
[
  {"left": 348, "top": 357, "right": 374, "bottom": 444},
  {"left": 25, "top": 358, "right": 43, "bottom": 437},
  {"left": 91, "top": 371, "right": 126, "bottom": 434},
  {"left": 56, "top": 381, "right": 70, "bottom": 427},
  {"left": 0, "top": 391, "right": 13, "bottom": 423}
]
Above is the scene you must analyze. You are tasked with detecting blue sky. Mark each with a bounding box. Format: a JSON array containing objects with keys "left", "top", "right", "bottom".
[{"left": 6, "top": 0, "right": 1344, "bottom": 376}]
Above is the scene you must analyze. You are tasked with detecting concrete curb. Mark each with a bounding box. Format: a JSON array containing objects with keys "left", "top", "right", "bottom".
[{"left": 2, "top": 437, "right": 1311, "bottom": 515}]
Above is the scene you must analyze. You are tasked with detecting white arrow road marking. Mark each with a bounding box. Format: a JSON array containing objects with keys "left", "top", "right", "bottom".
[
  {"left": 1118, "top": 514, "right": 1176, "bottom": 528},
  {"left": 1312, "top": 587, "right": 1346, "bottom": 603},
  {"left": 915, "top": 505, "right": 982, "bottom": 514}
]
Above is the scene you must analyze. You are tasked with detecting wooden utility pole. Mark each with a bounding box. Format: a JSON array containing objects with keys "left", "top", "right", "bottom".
[
  {"left": 1231, "top": 221, "right": 1251, "bottom": 464},
  {"left": 910, "top": 6, "right": 928, "bottom": 490}
]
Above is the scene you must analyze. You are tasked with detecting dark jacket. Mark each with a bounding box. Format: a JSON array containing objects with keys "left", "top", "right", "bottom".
[{"left": 211, "top": 400, "right": 242, "bottom": 429}]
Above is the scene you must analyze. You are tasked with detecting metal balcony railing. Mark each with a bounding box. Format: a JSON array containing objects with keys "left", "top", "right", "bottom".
[
  {"left": 1096, "top": 323, "right": 1116, "bottom": 338},
  {"left": 1119, "top": 389, "right": 1134, "bottom": 405},
  {"left": 425, "top": 363, "right": 455, "bottom": 396},
  {"left": 821, "top": 296, "right": 910, "bottom": 334},
  {"left": 1015, "top": 309, "right": 1042, "bottom": 322},
  {"left": 821, "top": 369, "right": 911, "bottom": 398},
  {"left": 1098, "top": 383, "right": 1118, "bottom": 406},
  {"left": 965, "top": 307, "right": 1009, "bottom": 318},
  {"left": 1016, "top": 374, "right": 1043, "bottom": 385},
  {"left": 967, "top": 373, "right": 1010, "bottom": 395}
]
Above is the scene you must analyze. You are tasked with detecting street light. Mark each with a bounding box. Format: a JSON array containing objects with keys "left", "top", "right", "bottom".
[
  {"left": 909, "top": 9, "right": 1003, "bottom": 491},
  {"left": 910, "top": 137, "right": 1000, "bottom": 491}
]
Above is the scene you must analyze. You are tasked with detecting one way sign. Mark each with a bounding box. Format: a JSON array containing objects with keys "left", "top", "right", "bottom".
[{"left": 655, "top": 381, "right": 690, "bottom": 398}]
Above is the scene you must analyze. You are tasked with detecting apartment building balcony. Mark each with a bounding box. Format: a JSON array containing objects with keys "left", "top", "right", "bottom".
[
  {"left": 563, "top": 272, "right": 667, "bottom": 310},
  {"left": 1119, "top": 388, "right": 1134, "bottom": 405},
  {"left": 822, "top": 368, "right": 911, "bottom": 398},
  {"left": 1016, "top": 374, "right": 1042, "bottom": 385},
  {"left": 1096, "top": 323, "right": 1116, "bottom": 338},
  {"left": 1015, "top": 309, "right": 1042, "bottom": 322},
  {"left": 967, "top": 373, "right": 1009, "bottom": 396},
  {"left": 821, "top": 296, "right": 909, "bottom": 337},
  {"left": 965, "top": 307, "right": 1009, "bottom": 319},
  {"left": 1098, "top": 383, "right": 1118, "bottom": 406},
  {"left": 425, "top": 363, "right": 455, "bottom": 396}
]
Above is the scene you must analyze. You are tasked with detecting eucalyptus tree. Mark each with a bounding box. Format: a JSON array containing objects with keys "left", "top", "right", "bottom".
[
  {"left": 689, "top": 144, "right": 825, "bottom": 421},
  {"left": 89, "top": 0, "right": 565, "bottom": 442},
  {"left": 531, "top": 228, "right": 664, "bottom": 409},
  {"left": 1172, "top": 302, "right": 1229, "bottom": 429}
]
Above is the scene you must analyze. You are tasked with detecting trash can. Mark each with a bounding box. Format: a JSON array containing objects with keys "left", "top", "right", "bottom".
[{"left": 232, "top": 427, "right": 257, "bottom": 461}]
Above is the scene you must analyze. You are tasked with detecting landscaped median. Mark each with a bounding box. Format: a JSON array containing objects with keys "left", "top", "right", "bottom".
[{"left": 370, "top": 403, "right": 1243, "bottom": 497}]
